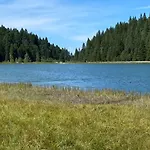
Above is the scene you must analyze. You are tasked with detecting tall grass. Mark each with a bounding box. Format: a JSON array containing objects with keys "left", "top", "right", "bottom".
[{"left": 0, "top": 83, "right": 150, "bottom": 149}]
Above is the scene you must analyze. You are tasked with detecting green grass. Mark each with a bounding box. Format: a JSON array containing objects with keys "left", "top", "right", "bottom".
[{"left": 1, "top": 83, "right": 150, "bottom": 149}]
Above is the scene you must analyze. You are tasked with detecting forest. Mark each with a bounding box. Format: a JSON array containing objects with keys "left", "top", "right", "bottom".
[
  {"left": 1, "top": 13, "right": 150, "bottom": 63},
  {"left": 0, "top": 26, "right": 71, "bottom": 62},
  {"left": 74, "top": 13, "right": 150, "bottom": 62}
]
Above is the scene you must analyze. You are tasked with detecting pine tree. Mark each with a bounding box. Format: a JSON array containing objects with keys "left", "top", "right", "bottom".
[
  {"left": 0, "top": 26, "right": 71, "bottom": 62},
  {"left": 74, "top": 49, "right": 79, "bottom": 61},
  {"left": 24, "top": 53, "right": 31, "bottom": 63},
  {"left": 77, "top": 13, "right": 150, "bottom": 62},
  {"left": 10, "top": 44, "right": 15, "bottom": 63}
]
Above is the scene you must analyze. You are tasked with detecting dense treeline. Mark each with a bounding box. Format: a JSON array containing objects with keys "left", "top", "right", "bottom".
[
  {"left": 74, "top": 13, "right": 150, "bottom": 62},
  {"left": 0, "top": 26, "right": 71, "bottom": 62}
]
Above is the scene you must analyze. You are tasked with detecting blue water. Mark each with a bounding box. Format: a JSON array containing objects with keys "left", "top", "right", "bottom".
[{"left": 0, "top": 63, "right": 150, "bottom": 93}]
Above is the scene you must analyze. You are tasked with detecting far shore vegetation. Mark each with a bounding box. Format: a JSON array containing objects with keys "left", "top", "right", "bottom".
[
  {"left": 75, "top": 13, "right": 150, "bottom": 62},
  {"left": 1, "top": 60, "right": 150, "bottom": 65},
  {"left": 1, "top": 83, "right": 150, "bottom": 149},
  {"left": 0, "top": 14, "right": 150, "bottom": 64}
]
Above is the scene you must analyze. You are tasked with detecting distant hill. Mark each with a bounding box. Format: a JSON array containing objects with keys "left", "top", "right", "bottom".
[
  {"left": 74, "top": 13, "right": 150, "bottom": 62},
  {"left": 0, "top": 26, "right": 71, "bottom": 63}
]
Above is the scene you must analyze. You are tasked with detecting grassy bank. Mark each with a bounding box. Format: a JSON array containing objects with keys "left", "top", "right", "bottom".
[{"left": 1, "top": 83, "right": 150, "bottom": 149}]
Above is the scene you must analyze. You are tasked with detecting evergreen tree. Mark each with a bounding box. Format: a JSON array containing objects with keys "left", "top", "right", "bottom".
[
  {"left": 0, "top": 25, "right": 71, "bottom": 63},
  {"left": 10, "top": 44, "right": 15, "bottom": 63},
  {"left": 77, "top": 13, "right": 150, "bottom": 62},
  {"left": 24, "top": 53, "right": 31, "bottom": 63},
  {"left": 74, "top": 48, "right": 79, "bottom": 61}
]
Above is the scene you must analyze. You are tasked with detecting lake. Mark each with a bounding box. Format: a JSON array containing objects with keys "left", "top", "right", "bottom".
[{"left": 0, "top": 63, "right": 150, "bottom": 93}]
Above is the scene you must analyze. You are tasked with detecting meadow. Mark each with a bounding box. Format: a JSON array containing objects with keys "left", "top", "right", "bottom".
[{"left": 1, "top": 83, "right": 150, "bottom": 149}]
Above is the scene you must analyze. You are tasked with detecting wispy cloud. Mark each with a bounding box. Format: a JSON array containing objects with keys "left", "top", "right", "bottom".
[
  {"left": 71, "top": 30, "right": 98, "bottom": 42},
  {"left": 0, "top": 0, "right": 120, "bottom": 30},
  {"left": 0, "top": 0, "right": 129, "bottom": 52},
  {"left": 72, "top": 35, "right": 91, "bottom": 42},
  {"left": 135, "top": 5, "right": 150, "bottom": 10}
]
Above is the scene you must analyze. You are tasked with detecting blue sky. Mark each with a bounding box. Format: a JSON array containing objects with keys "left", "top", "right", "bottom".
[{"left": 0, "top": 0, "right": 150, "bottom": 53}]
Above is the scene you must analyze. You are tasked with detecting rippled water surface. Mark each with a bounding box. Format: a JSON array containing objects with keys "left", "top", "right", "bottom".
[{"left": 0, "top": 63, "right": 150, "bottom": 93}]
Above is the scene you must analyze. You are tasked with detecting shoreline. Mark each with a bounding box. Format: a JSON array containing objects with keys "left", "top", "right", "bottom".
[
  {"left": 1, "top": 61, "right": 150, "bottom": 64},
  {"left": 1, "top": 83, "right": 150, "bottom": 149},
  {"left": 0, "top": 83, "right": 147, "bottom": 104}
]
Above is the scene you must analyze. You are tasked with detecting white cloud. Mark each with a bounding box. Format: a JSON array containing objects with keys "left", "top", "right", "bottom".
[
  {"left": 135, "top": 5, "right": 150, "bottom": 10},
  {"left": 0, "top": 0, "right": 119, "bottom": 32},
  {"left": 72, "top": 35, "right": 89, "bottom": 42},
  {"left": 1, "top": 18, "right": 58, "bottom": 29},
  {"left": 72, "top": 31, "right": 96, "bottom": 42},
  {"left": 0, "top": 0, "right": 125, "bottom": 52}
]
